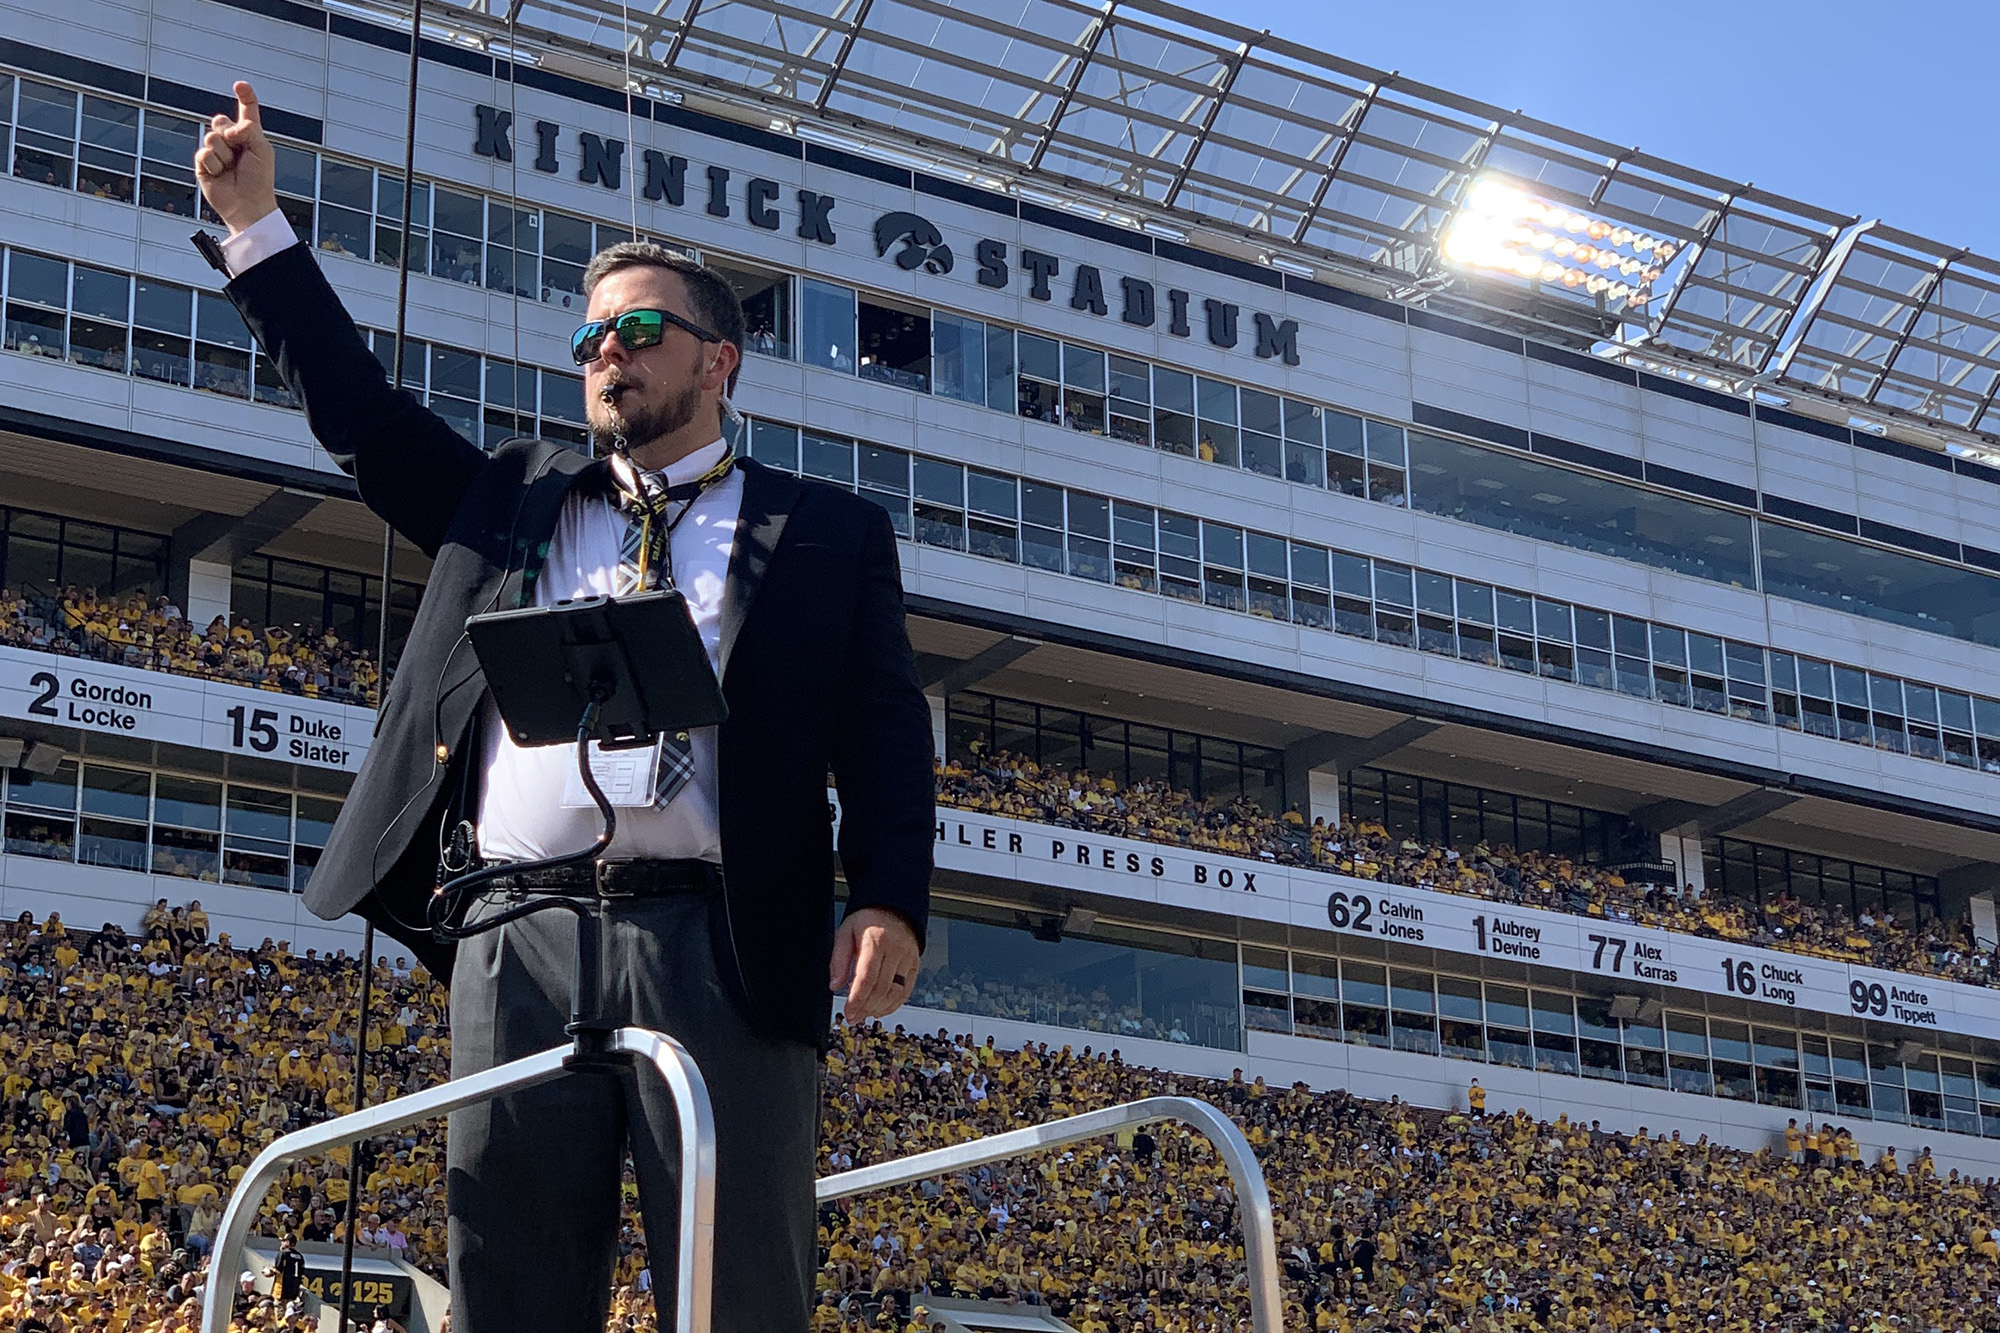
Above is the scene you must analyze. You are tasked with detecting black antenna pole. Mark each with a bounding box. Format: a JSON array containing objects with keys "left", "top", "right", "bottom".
[{"left": 338, "top": 0, "right": 423, "bottom": 1321}]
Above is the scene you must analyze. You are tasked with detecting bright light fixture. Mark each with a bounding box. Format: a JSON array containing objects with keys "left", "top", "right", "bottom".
[{"left": 1442, "top": 176, "right": 1677, "bottom": 306}]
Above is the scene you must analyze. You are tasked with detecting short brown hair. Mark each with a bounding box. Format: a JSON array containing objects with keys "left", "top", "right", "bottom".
[{"left": 582, "top": 242, "right": 746, "bottom": 392}]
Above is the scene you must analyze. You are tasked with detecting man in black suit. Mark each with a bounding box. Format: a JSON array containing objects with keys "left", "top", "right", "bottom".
[{"left": 194, "top": 83, "right": 934, "bottom": 1332}]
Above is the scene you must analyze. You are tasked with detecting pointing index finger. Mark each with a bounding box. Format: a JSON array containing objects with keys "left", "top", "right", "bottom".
[{"left": 234, "top": 81, "right": 262, "bottom": 128}]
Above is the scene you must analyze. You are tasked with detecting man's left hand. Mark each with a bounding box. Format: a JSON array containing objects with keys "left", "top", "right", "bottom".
[{"left": 828, "top": 907, "right": 920, "bottom": 1024}]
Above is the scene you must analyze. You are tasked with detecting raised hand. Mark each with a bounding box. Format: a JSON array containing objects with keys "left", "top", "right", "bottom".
[{"left": 194, "top": 81, "right": 277, "bottom": 234}]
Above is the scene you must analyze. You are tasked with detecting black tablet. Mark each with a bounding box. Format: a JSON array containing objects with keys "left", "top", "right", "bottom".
[{"left": 465, "top": 590, "right": 727, "bottom": 748}]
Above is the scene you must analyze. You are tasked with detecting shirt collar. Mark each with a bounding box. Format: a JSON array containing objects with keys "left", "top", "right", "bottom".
[
  {"left": 653, "top": 437, "right": 731, "bottom": 488},
  {"left": 606, "top": 436, "right": 731, "bottom": 499}
]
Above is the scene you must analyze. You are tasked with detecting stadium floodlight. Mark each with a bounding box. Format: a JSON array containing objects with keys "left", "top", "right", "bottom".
[
  {"left": 1442, "top": 177, "right": 1676, "bottom": 307},
  {"left": 21, "top": 742, "right": 62, "bottom": 776},
  {"left": 1607, "top": 994, "right": 1644, "bottom": 1021},
  {"left": 0, "top": 738, "right": 22, "bottom": 770}
]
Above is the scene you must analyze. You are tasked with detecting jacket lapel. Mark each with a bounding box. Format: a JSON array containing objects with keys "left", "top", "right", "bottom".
[
  {"left": 719, "top": 457, "right": 803, "bottom": 682},
  {"left": 438, "top": 447, "right": 599, "bottom": 715}
]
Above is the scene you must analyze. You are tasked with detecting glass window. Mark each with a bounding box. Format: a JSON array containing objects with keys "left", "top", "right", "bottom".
[
  {"left": 801, "top": 279, "right": 855, "bottom": 373},
  {"left": 13, "top": 80, "right": 76, "bottom": 189},
  {"left": 1759, "top": 518, "right": 2000, "bottom": 648},
  {"left": 1195, "top": 377, "right": 1238, "bottom": 466},
  {"left": 537, "top": 210, "right": 593, "bottom": 308},
  {"left": 428, "top": 186, "right": 484, "bottom": 285},
  {"left": 932, "top": 311, "right": 985, "bottom": 406},
  {"left": 858, "top": 295, "right": 930, "bottom": 392},
  {"left": 1153, "top": 366, "right": 1195, "bottom": 455},
  {"left": 194, "top": 292, "right": 251, "bottom": 398},
  {"left": 1108, "top": 354, "right": 1150, "bottom": 444},
  {"left": 316, "top": 159, "right": 373, "bottom": 258},
  {"left": 139, "top": 110, "right": 201, "bottom": 217},
  {"left": 67, "top": 264, "right": 128, "bottom": 373},
  {"left": 1409, "top": 432, "right": 1756, "bottom": 587},
  {"left": 77, "top": 95, "right": 138, "bottom": 202}
]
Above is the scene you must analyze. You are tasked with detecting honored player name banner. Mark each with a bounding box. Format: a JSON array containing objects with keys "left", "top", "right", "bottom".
[
  {"left": 925, "top": 805, "right": 2000, "bottom": 1043},
  {"left": 0, "top": 645, "right": 370, "bottom": 773}
]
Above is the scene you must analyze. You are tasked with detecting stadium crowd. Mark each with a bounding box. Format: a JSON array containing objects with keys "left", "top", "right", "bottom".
[
  {"left": 0, "top": 906, "right": 1994, "bottom": 1332},
  {"left": 934, "top": 750, "right": 1998, "bottom": 991},
  {"left": 0, "top": 586, "right": 381, "bottom": 708}
]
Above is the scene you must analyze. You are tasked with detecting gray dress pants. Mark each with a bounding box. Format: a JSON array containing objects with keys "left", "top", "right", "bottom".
[{"left": 445, "top": 889, "right": 821, "bottom": 1333}]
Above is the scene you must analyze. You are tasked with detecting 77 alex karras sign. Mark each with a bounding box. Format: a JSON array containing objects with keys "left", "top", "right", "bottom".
[
  {"left": 928, "top": 807, "right": 2000, "bottom": 1045},
  {"left": 470, "top": 104, "right": 1302, "bottom": 367}
]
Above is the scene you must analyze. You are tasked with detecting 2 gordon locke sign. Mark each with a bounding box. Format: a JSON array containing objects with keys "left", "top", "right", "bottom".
[
  {"left": 469, "top": 105, "right": 1303, "bottom": 367},
  {"left": 0, "top": 646, "right": 369, "bottom": 773},
  {"left": 929, "top": 808, "right": 2000, "bottom": 1045}
]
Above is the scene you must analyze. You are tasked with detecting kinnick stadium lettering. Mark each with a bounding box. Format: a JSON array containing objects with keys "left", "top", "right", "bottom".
[{"left": 470, "top": 104, "right": 1302, "bottom": 367}]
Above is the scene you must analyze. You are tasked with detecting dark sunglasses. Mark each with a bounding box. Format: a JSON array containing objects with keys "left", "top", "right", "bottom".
[{"left": 569, "top": 307, "right": 722, "bottom": 365}]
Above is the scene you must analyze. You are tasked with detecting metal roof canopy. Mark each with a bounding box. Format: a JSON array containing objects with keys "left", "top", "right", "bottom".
[{"left": 399, "top": 0, "right": 1993, "bottom": 450}]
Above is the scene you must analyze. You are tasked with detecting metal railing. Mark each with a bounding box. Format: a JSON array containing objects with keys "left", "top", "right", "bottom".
[
  {"left": 198, "top": 1028, "right": 717, "bottom": 1333},
  {"left": 201, "top": 1072, "right": 1283, "bottom": 1331},
  {"left": 818, "top": 1095, "right": 1287, "bottom": 1333}
]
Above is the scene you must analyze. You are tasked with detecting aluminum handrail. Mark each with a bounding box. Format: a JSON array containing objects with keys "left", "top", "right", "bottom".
[
  {"left": 816, "top": 1095, "right": 1286, "bottom": 1333},
  {"left": 199, "top": 1027, "right": 716, "bottom": 1333}
]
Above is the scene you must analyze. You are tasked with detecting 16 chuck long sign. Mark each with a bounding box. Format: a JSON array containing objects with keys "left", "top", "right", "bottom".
[{"left": 930, "top": 807, "right": 2000, "bottom": 1043}]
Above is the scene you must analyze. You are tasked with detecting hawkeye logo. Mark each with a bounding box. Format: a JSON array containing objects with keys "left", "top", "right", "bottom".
[{"left": 873, "top": 212, "right": 955, "bottom": 275}]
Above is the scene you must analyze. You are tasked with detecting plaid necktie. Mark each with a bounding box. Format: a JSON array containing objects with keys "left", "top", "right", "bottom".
[{"left": 607, "top": 450, "right": 735, "bottom": 806}]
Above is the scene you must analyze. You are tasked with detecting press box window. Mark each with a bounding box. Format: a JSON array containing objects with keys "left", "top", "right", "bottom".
[
  {"left": 715, "top": 260, "right": 791, "bottom": 359},
  {"left": 1108, "top": 355, "right": 1149, "bottom": 444},
  {"left": 68, "top": 265, "right": 130, "bottom": 374},
  {"left": 802, "top": 279, "right": 856, "bottom": 373},
  {"left": 967, "top": 471, "right": 1019, "bottom": 562},
  {"left": 194, "top": 293, "right": 252, "bottom": 399},
  {"left": 316, "top": 159, "right": 373, "bottom": 259},
  {"left": 374, "top": 176, "right": 430, "bottom": 273},
  {"left": 1016, "top": 332, "right": 1059, "bottom": 423},
  {"left": 131, "top": 278, "right": 192, "bottom": 386},
  {"left": 151, "top": 776, "right": 221, "bottom": 881},
  {"left": 485, "top": 206, "right": 539, "bottom": 299},
  {"left": 1153, "top": 366, "right": 1194, "bottom": 455},
  {"left": 78, "top": 765, "right": 150, "bottom": 874},
  {"left": 77, "top": 96, "right": 138, "bottom": 203},
  {"left": 1061, "top": 342, "right": 1105, "bottom": 434},
  {"left": 13, "top": 80, "right": 76, "bottom": 190},
  {"left": 1196, "top": 377, "right": 1237, "bottom": 466},
  {"left": 541, "top": 211, "right": 593, "bottom": 308},
  {"left": 857, "top": 294, "right": 929, "bottom": 392},
  {"left": 139, "top": 111, "right": 201, "bottom": 217},
  {"left": 3, "top": 761, "right": 77, "bottom": 861},
  {"left": 4, "top": 249, "right": 67, "bottom": 359},
  {"left": 429, "top": 187, "right": 484, "bottom": 286},
  {"left": 272, "top": 144, "right": 317, "bottom": 242},
  {"left": 858, "top": 445, "right": 912, "bottom": 538}
]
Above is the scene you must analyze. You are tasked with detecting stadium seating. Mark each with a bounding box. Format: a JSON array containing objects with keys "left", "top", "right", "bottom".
[
  {"left": 0, "top": 582, "right": 1986, "bottom": 991},
  {"left": 936, "top": 751, "right": 1999, "bottom": 991},
  {"left": 0, "top": 585, "right": 382, "bottom": 708},
  {"left": 0, "top": 909, "right": 1995, "bottom": 1333}
]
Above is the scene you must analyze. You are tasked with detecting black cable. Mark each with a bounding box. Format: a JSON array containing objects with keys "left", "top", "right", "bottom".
[
  {"left": 339, "top": 0, "right": 424, "bottom": 1324},
  {"left": 428, "top": 694, "right": 617, "bottom": 940}
]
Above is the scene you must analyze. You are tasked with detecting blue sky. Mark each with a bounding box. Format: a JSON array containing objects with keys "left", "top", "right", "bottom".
[{"left": 1242, "top": 0, "right": 1998, "bottom": 258}]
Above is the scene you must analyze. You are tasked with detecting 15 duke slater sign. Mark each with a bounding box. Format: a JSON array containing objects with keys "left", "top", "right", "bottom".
[{"left": 469, "top": 105, "right": 1304, "bottom": 367}]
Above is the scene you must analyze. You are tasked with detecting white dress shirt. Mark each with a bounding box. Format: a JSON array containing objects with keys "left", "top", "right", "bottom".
[
  {"left": 477, "top": 440, "right": 743, "bottom": 863},
  {"left": 218, "top": 214, "right": 741, "bottom": 864}
]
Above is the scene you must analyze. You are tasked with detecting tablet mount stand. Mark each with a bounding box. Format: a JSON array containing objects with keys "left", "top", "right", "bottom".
[{"left": 425, "top": 679, "right": 628, "bottom": 1067}]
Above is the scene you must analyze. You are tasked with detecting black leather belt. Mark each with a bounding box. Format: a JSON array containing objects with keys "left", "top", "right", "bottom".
[{"left": 483, "top": 858, "right": 722, "bottom": 898}]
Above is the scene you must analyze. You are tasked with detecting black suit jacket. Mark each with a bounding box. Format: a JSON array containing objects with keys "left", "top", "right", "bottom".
[{"left": 225, "top": 243, "right": 935, "bottom": 1045}]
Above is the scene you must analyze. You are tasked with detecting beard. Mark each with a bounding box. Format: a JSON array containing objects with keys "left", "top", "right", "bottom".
[{"left": 587, "top": 373, "right": 704, "bottom": 456}]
